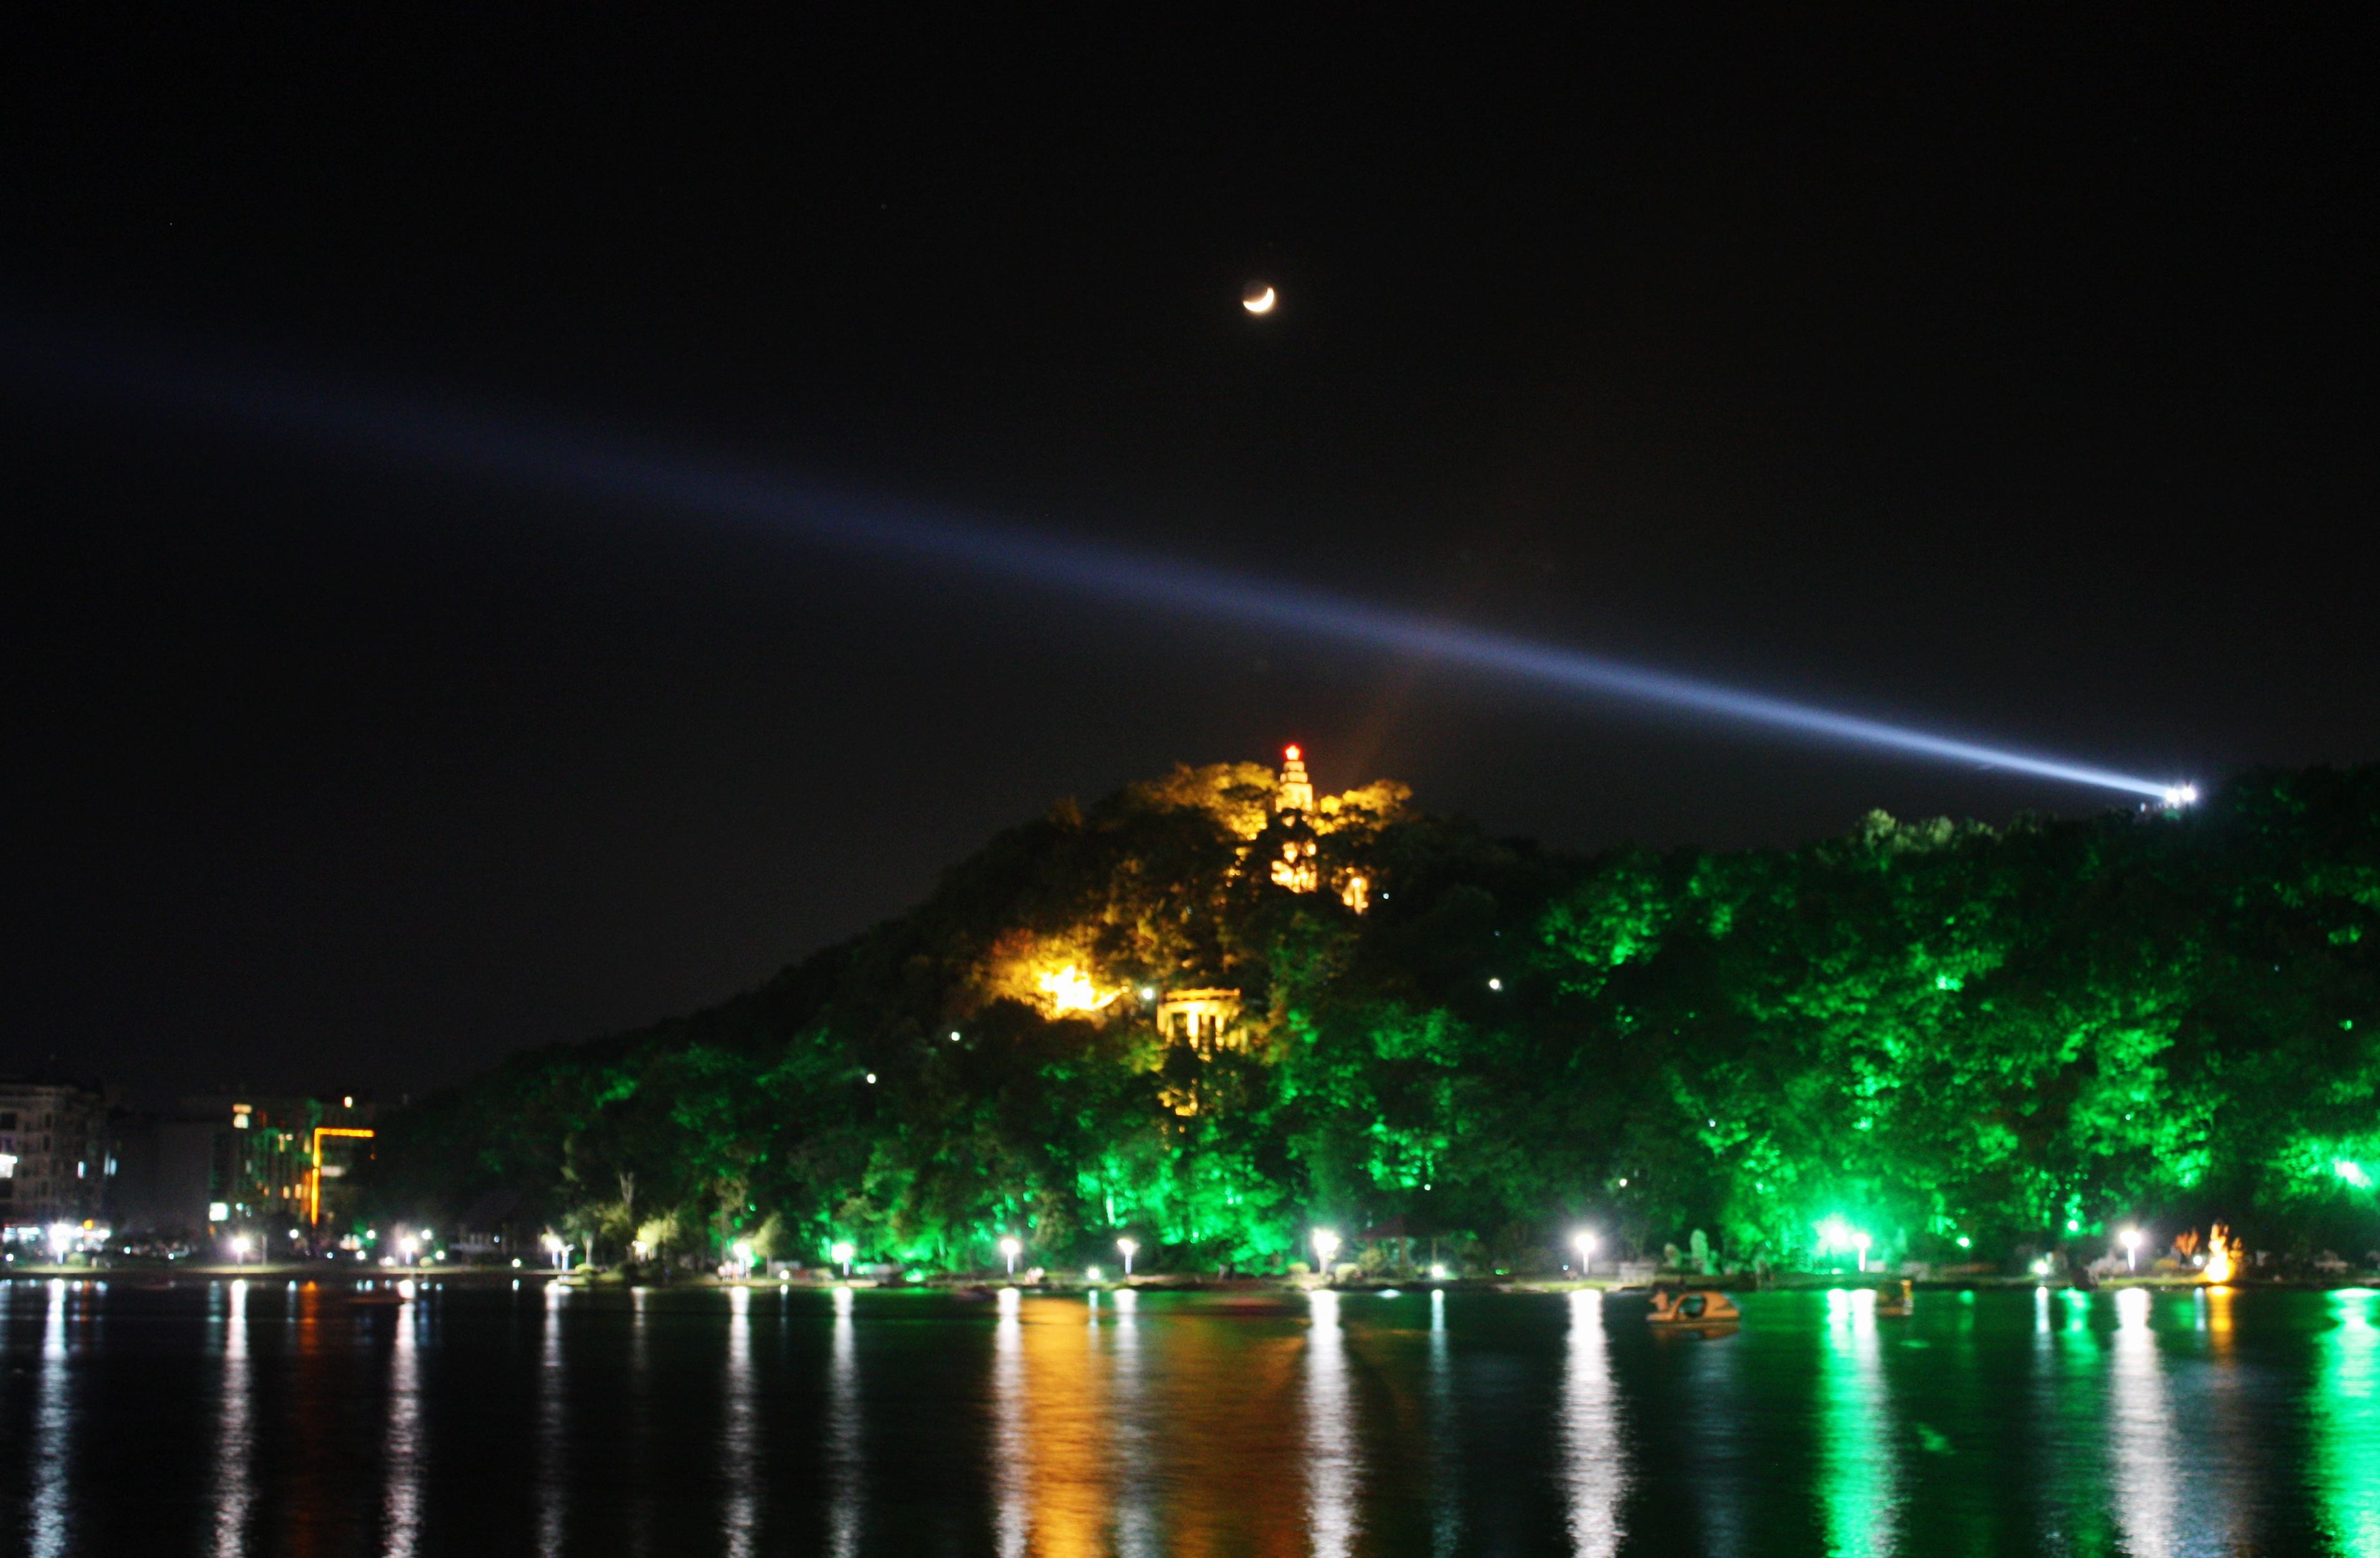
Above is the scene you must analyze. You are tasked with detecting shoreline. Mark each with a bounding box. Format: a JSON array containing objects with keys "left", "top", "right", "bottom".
[{"left": 7, "top": 1264, "right": 2373, "bottom": 1294}]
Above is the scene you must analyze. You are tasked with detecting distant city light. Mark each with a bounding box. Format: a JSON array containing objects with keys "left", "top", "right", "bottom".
[
  {"left": 2163, "top": 784, "right": 2199, "bottom": 807},
  {"left": 1487, "top": 977, "right": 1502, "bottom": 991},
  {"left": 207, "top": 1201, "right": 230, "bottom": 1223},
  {"left": 1086, "top": 1266, "right": 1102, "bottom": 1283}
]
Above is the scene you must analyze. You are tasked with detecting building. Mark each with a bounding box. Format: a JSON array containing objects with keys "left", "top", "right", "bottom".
[
  {"left": 1264, "top": 744, "right": 1373, "bottom": 912},
  {"left": 110, "top": 1092, "right": 375, "bottom": 1242},
  {"left": 0, "top": 1077, "right": 111, "bottom": 1248},
  {"left": 196, "top": 1093, "right": 377, "bottom": 1234},
  {"left": 106, "top": 1108, "right": 219, "bottom": 1235},
  {"left": 1156, "top": 989, "right": 1245, "bottom": 1057}
]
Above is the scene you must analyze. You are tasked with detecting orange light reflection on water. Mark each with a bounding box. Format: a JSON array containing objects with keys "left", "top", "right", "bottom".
[{"left": 995, "top": 1294, "right": 1310, "bottom": 1558}]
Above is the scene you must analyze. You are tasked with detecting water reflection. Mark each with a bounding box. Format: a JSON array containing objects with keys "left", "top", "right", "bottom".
[
  {"left": 1110, "top": 1289, "right": 1158, "bottom": 1558},
  {"left": 1561, "top": 1289, "right": 1626, "bottom": 1557},
  {"left": 816, "top": 1287, "right": 859, "bottom": 1557},
  {"left": 1305, "top": 1289, "right": 1360, "bottom": 1558},
  {"left": 536, "top": 1283, "right": 566, "bottom": 1558},
  {"left": 1682, "top": 1306, "right": 1746, "bottom": 1558},
  {"left": 2315, "top": 1290, "right": 2380, "bottom": 1557},
  {"left": 211, "top": 1280, "right": 254, "bottom": 1557},
  {"left": 992, "top": 1286, "right": 1029, "bottom": 1557},
  {"left": 11, "top": 1282, "right": 2380, "bottom": 1555},
  {"left": 383, "top": 1280, "right": 422, "bottom": 1558},
  {"left": 29, "top": 1280, "right": 70, "bottom": 1558},
  {"left": 629, "top": 1285, "right": 652, "bottom": 1557},
  {"left": 1020, "top": 1295, "right": 1113, "bottom": 1557},
  {"left": 1819, "top": 1288, "right": 1898, "bottom": 1557},
  {"left": 723, "top": 1287, "right": 756, "bottom": 1557},
  {"left": 1429, "top": 1289, "right": 1460, "bottom": 1558},
  {"left": 2109, "top": 1287, "right": 2180, "bottom": 1556}
]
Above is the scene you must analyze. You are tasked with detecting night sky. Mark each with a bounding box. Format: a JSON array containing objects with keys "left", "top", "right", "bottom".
[{"left": 4, "top": 17, "right": 2374, "bottom": 1103}]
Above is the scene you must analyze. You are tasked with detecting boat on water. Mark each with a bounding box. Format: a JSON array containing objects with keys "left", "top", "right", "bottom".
[{"left": 1645, "top": 1287, "right": 1742, "bottom": 1328}]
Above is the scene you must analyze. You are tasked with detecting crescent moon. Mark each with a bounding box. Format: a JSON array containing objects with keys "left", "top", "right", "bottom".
[{"left": 1242, "top": 286, "right": 1277, "bottom": 315}]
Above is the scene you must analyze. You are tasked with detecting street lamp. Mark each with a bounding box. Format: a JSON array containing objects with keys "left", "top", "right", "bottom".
[
  {"left": 1312, "top": 1228, "right": 1342, "bottom": 1280},
  {"left": 1000, "top": 1236, "right": 1022, "bottom": 1278},
  {"left": 46, "top": 1223, "right": 75, "bottom": 1263},
  {"left": 397, "top": 1233, "right": 420, "bottom": 1266},
  {"left": 1116, "top": 1236, "right": 1138, "bottom": 1278},
  {"left": 731, "top": 1239, "right": 755, "bottom": 1278},
  {"left": 1572, "top": 1228, "right": 1600, "bottom": 1278},
  {"left": 1853, "top": 1232, "right": 1873, "bottom": 1274},
  {"left": 229, "top": 1233, "right": 252, "bottom": 1267},
  {"left": 2121, "top": 1227, "right": 2143, "bottom": 1273},
  {"left": 831, "top": 1240, "right": 856, "bottom": 1278}
]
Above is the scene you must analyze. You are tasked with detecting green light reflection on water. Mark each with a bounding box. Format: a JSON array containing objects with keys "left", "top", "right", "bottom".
[
  {"left": 2316, "top": 1290, "right": 2380, "bottom": 1557},
  {"left": 2032, "top": 1286, "right": 2116, "bottom": 1554},
  {"left": 1819, "top": 1288, "right": 1900, "bottom": 1557}
]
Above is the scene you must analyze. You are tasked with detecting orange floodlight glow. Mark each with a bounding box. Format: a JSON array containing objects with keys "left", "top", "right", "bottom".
[{"left": 308, "top": 1126, "right": 377, "bottom": 1226}]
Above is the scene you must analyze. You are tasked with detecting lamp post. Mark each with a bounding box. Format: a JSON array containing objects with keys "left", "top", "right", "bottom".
[
  {"left": 397, "top": 1233, "right": 420, "bottom": 1267},
  {"left": 230, "top": 1233, "right": 252, "bottom": 1268},
  {"left": 831, "top": 1240, "right": 855, "bottom": 1278},
  {"left": 1312, "top": 1228, "right": 1342, "bottom": 1283},
  {"left": 2121, "top": 1227, "right": 2143, "bottom": 1273},
  {"left": 1000, "top": 1237, "right": 1022, "bottom": 1278},
  {"left": 1116, "top": 1236, "right": 1138, "bottom": 1278},
  {"left": 1853, "top": 1232, "right": 1872, "bottom": 1273},
  {"left": 1573, "top": 1228, "right": 1600, "bottom": 1278},
  {"left": 731, "top": 1239, "right": 755, "bottom": 1280}
]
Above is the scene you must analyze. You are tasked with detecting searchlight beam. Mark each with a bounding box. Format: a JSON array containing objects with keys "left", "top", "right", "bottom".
[{"left": 4, "top": 319, "right": 2187, "bottom": 801}]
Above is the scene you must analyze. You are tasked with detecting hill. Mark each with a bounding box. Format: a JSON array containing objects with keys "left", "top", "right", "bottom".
[{"left": 367, "top": 758, "right": 2380, "bottom": 1275}]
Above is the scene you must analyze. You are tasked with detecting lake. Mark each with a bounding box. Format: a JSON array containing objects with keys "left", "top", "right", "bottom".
[{"left": 0, "top": 1278, "right": 2373, "bottom": 1556}]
